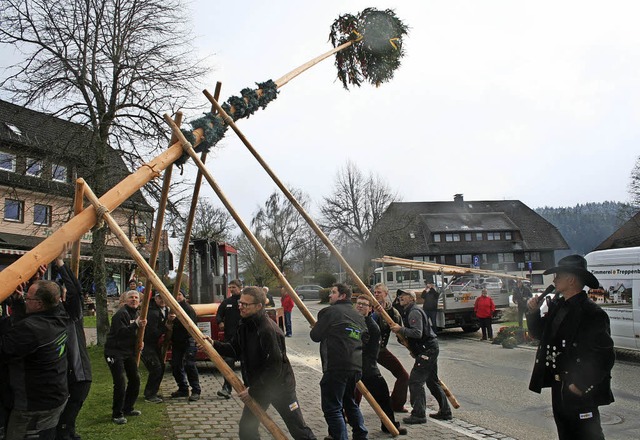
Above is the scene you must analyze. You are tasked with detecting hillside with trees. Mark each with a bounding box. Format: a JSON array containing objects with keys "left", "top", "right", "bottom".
[{"left": 535, "top": 202, "right": 637, "bottom": 255}]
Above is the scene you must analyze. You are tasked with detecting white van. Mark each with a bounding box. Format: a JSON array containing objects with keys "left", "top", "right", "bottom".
[{"left": 585, "top": 247, "right": 640, "bottom": 351}]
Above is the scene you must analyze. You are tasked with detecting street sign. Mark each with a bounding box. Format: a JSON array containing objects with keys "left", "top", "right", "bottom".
[
  {"left": 528, "top": 261, "right": 533, "bottom": 273},
  {"left": 473, "top": 255, "right": 480, "bottom": 267}
]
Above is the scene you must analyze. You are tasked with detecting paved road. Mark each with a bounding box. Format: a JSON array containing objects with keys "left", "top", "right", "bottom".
[{"left": 86, "top": 301, "right": 640, "bottom": 439}]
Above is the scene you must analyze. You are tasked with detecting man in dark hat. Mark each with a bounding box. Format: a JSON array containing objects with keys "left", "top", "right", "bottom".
[
  {"left": 526, "top": 255, "right": 615, "bottom": 440},
  {"left": 391, "top": 289, "right": 452, "bottom": 424}
]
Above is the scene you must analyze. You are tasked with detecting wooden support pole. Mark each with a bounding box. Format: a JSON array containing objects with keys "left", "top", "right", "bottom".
[
  {"left": 135, "top": 113, "right": 182, "bottom": 365},
  {"left": 205, "top": 91, "right": 461, "bottom": 415},
  {"left": 79, "top": 179, "right": 288, "bottom": 440},
  {"left": 164, "top": 113, "right": 399, "bottom": 436},
  {"left": 173, "top": 81, "right": 223, "bottom": 297},
  {"left": 70, "top": 179, "right": 85, "bottom": 277}
]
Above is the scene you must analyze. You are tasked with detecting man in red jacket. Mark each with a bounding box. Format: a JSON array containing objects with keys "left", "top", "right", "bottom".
[
  {"left": 474, "top": 289, "right": 496, "bottom": 340},
  {"left": 280, "top": 287, "right": 295, "bottom": 337}
]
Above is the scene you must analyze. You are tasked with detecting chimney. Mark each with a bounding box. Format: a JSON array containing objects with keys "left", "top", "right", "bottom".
[{"left": 454, "top": 194, "right": 464, "bottom": 205}]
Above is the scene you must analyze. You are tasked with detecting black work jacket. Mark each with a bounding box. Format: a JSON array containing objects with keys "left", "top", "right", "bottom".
[
  {"left": 104, "top": 305, "right": 139, "bottom": 358},
  {"left": 216, "top": 294, "right": 241, "bottom": 342},
  {"left": 310, "top": 300, "right": 366, "bottom": 373},
  {"left": 527, "top": 291, "right": 615, "bottom": 407},
  {"left": 215, "top": 310, "right": 295, "bottom": 396},
  {"left": 0, "top": 305, "right": 70, "bottom": 411}
]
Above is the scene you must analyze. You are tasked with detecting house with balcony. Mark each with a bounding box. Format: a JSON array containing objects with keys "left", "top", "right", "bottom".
[
  {"left": 0, "top": 99, "right": 157, "bottom": 293},
  {"left": 369, "top": 194, "right": 569, "bottom": 288}
]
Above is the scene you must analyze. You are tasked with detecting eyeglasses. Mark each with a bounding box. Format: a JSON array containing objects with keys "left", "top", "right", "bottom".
[
  {"left": 238, "top": 301, "right": 259, "bottom": 308},
  {"left": 355, "top": 302, "right": 371, "bottom": 307}
]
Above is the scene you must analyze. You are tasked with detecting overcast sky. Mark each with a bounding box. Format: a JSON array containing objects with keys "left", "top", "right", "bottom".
[
  {"left": 3, "top": 1, "right": 640, "bottom": 226},
  {"left": 182, "top": 0, "right": 640, "bottom": 222}
]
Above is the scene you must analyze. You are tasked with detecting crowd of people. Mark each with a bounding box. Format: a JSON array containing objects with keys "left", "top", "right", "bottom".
[{"left": 0, "top": 253, "right": 616, "bottom": 440}]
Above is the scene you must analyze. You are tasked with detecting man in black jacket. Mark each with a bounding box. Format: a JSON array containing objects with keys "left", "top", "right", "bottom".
[
  {"left": 526, "top": 255, "right": 615, "bottom": 440},
  {"left": 216, "top": 279, "right": 242, "bottom": 399},
  {"left": 356, "top": 295, "right": 406, "bottom": 436},
  {"left": 168, "top": 290, "right": 201, "bottom": 401},
  {"left": 209, "top": 286, "right": 316, "bottom": 440},
  {"left": 310, "top": 283, "right": 367, "bottom": 440},
  {"left": 141, "top": 292, "right": 169, "bottom": 403},
  {"left": 0, "top": 279, "right": 70, "bottom": 439},
  {"left": 420, "top": 281, "right": 439, "bottom": 334},
  {"left": 104, "top": 290, "right": 146, "bottom": 425},
  {"left": 391, "top": 289, "right": 451, "bottom": 425},
  {"left": 53, "top": 250, "right": 92, "bottom": 440}
]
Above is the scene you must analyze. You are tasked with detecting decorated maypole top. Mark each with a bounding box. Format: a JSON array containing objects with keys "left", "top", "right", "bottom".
[{"left": 175, "top": 7, "right": 408, "bottom": 164}]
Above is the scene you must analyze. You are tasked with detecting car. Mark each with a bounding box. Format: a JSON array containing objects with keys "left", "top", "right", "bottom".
[
  {"left": 478, "top": 277, "right": 503, "bottom": 290},
  {"left": 294, "top": 284, "right": 324, "bottom": 301}
]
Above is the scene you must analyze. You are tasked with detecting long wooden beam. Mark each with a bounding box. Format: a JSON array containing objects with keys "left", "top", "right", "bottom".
[
  {"left": 164, "top": 113, "right": 399, "bottom": 436},
  {"left": 80, "top": 179, "right": 288, "bottom": 440}
]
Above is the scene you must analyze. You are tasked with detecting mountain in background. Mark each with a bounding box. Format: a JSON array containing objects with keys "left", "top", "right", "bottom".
[{"left": 535, "top": 201, "right": 638, "bottom": 255}]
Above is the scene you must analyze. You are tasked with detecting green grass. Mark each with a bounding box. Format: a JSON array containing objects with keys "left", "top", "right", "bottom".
[
  {"left": 83, "top": 315, "right": 96, "bottom": 328},
  {"left": 76, "top": 345, "right": 174, "bottom": 439}
]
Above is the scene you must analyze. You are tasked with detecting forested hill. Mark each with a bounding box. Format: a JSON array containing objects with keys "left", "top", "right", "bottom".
[{"left": 535, "top": 202, "right": 638, "bottom": 255}]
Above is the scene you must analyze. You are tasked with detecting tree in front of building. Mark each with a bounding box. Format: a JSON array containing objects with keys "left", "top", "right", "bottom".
[{"left": 0, "top": 0, "right": 207, "bottom": 343}]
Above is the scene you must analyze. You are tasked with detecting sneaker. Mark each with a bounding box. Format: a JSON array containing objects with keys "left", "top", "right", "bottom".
[
  {"left": 189, "top": 393, "right": 200, "bottom": 402},
  {"left": 145, "top": 396, "right": 164, "bottom": 404},
  {"left": 397, "top": 427, "right": 408, "bottom": 435},
  {"left": 429, "top": 412, "right": 453, "bottom": 421},
  {"left": 403, "top": 415, "right": 427, "bottom": 425},
  {"left": 217, "top": 388, "right": 231, "bottom": 399},
  {"left": 112, "top": 417, "right": 127, "bottom": 425},
  {"left": 124, "top": 410, "right": 141, "bottom": 417},
  {"left": 171, "top": 390, "right": 189, "bottom": 398}
]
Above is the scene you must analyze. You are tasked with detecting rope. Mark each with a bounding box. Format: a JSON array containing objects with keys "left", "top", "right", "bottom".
[{"left": 93, "top": 204, "right": 110, "bottom": 230}]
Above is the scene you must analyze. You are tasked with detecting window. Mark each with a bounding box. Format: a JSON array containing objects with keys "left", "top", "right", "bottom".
[
  {"left": 445, "top": 233, "right": 460, "bottom": 242},
  {"left": 4, "top": 199, "right": 23, "bottom": 222},
  {"left": 386, "top": 272, "right": 393, "bottom": 282},
  {"left": 487, "top": 232, "right": 500, "bottom": 241},
  {"left": 497, "top": 252, "right": 514, "bottom": 263},
  {"left": 476, "top": 232, "right": 483, "bottom": 241},
  {"left": 0, "top": 152, "right": 16, "bottom": 172},
  {"left": 396, "top": 270, "right": 420, "bottom": 283},
  {"left": 52, "top": 164, "right": 67, "bottom": 182},
  {"left": 34, "top": 204, "right": 51, "bottom": 226},
  {"left": 26, "top": 158, "right": 43, "bottom": 177},
  {"left": 433, "top": 233, "right": 441, "bottom": 243},
  {"left": 525, "top": 251, "right": 541, "bottom": 262},
  {"left": 455, "top": 254, "right": 472, "bottom": 265},
  {"left": 504, "top": 231, "right": 512, "bottom": 240},
  {"left": 464, "top": 233, "right": 472, "bottom": 241}
]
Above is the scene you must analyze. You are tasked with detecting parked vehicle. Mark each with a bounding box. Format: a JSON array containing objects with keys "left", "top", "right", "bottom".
[
  {"left": 373, "top": 264, "right": 512, "bottom": 332},
  {"left": 585, "top": 246, "right": 640, "bottom": 352},
  {"left": 294, "top": 284, "right": 324, "bottom": 300}
]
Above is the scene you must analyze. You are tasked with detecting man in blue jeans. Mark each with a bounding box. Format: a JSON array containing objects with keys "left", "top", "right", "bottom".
[{"left": 310, "top": 283, "right": 368, "bottom": 440}]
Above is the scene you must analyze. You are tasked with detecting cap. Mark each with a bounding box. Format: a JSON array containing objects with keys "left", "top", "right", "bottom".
[{"left": 396, "top": 289, "right": 416, "bottom": 300}]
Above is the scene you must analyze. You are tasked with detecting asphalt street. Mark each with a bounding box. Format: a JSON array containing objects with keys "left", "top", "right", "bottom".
[{"left": 286, "top": 301, "right": 640, "bottom": 440}]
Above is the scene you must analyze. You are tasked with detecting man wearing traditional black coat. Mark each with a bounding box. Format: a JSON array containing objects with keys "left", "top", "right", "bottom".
[{"left": 527, "top": 255, "right": 615, "bottom": 440}]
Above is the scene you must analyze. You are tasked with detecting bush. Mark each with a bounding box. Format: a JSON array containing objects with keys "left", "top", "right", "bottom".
[
  {"left": 492, "top": 325, "right": 532, "bottom": 348},
  {"left": 319, "top": 288, "right": 332, "bottom": 303},
  {"left": 314, "top": 272, "right": 337, "bottom": 288}
]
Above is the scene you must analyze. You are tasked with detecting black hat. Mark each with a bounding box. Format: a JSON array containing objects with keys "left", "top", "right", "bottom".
[{"left": 543, "top": 255, "right": 599, "bottom": 289}]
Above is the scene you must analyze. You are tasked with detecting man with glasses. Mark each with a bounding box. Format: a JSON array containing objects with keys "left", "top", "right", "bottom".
[
  {"left": 216, "top": 279, "right": 243, "bottom": 399},
  {"left": 310, "top": 283, "right": 367, "bottom": 440},
  {"left": 207, "top": 286, "right": 316, "bottom": 440},
  {"left": 355, "top": 295, "right": 407, "bottom": 435},
  {"left": 1, "top": 279, "right": 69, "bottom": 439},
  {"left": 526, "top": 255, "right": 614, "bottom": 440}
]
